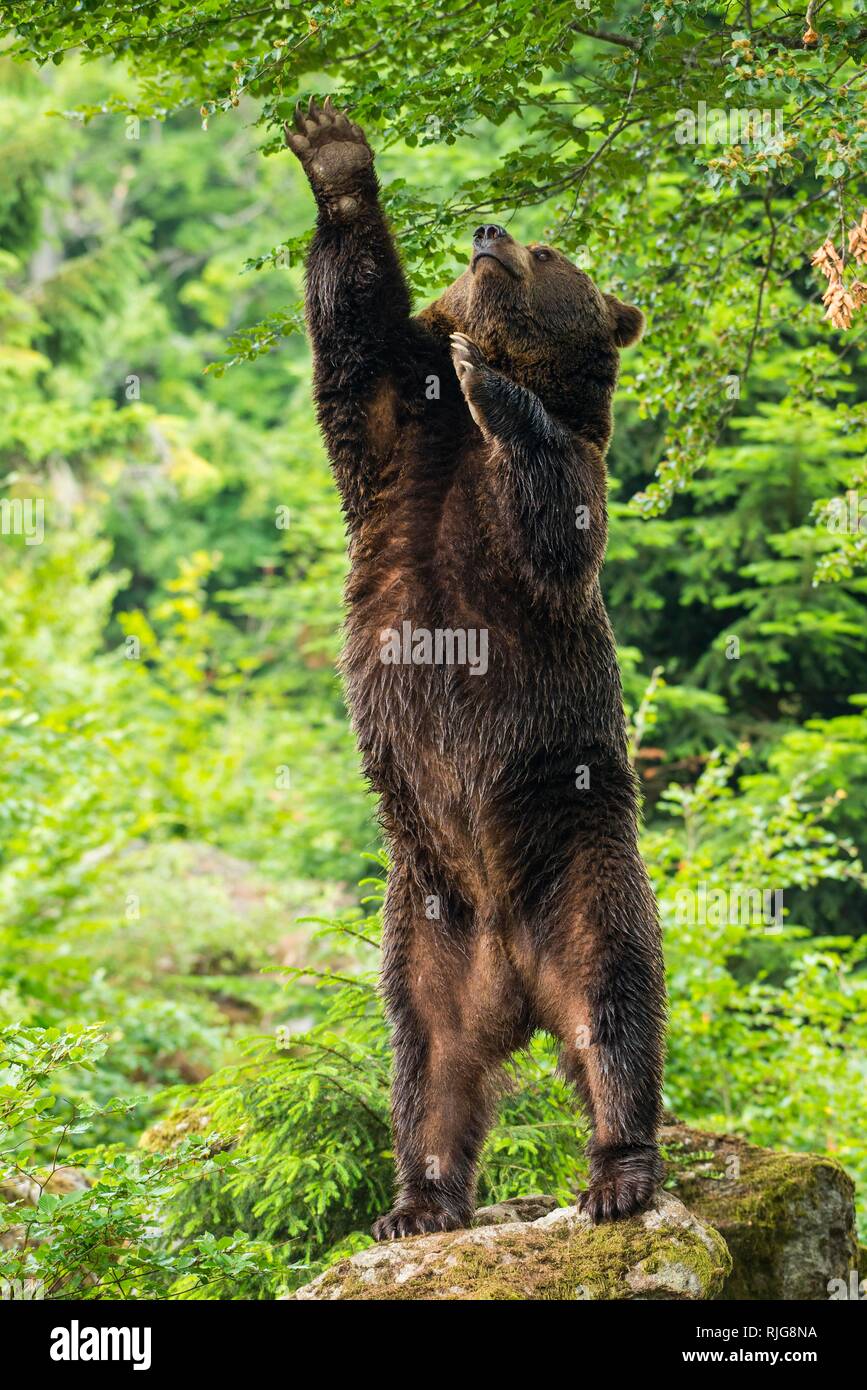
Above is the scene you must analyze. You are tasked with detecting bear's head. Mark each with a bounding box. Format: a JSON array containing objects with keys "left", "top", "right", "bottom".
[{"left": 423, "top": 224, "right": 644, "bottom": 434}]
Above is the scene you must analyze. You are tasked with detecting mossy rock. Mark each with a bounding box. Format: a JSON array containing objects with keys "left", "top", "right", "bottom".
[
  {"left": 292, "top": 1192, "right": 731, "bottom": 1301},
  {"left": 662, "top": 1123, "right": 859, "bottom": 1300},
  {"left": 139, "top": 1106, "right": 238, "bottom": 1156}
]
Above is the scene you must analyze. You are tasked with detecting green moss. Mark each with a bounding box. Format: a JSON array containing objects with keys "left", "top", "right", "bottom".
[
  {"left": 666, "top": 1125, "right": 855, "bottom": 1300},
  {"left": 139, "top": 1106, "right": 237, "bottom": 1155}
]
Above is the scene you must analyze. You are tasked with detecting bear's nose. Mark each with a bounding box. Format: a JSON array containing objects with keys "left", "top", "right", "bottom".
[{"left": 473, "top": 223, "right": 508, "bottom": 245}]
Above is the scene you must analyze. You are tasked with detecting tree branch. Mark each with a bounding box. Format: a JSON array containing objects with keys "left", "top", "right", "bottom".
[{"left": 570, "top": 23, "right": 640, "bottom": 51}]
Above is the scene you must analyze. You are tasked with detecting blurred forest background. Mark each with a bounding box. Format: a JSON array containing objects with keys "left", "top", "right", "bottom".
[{"left": 1, "top": 0, "right": 866, "bottom": 1298}]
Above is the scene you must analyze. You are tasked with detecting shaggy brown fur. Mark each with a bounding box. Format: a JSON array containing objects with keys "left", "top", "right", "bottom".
[{"left": 286, "top": 99, "right": 666, "bottom": 1235}]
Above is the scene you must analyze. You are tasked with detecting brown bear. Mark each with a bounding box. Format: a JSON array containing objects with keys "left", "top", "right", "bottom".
[{"left": 286, "top": 98, "right": 666, "bottom": 1235}]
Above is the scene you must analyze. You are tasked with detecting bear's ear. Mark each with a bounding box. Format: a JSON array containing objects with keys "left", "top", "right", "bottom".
[{"left": 605, "top": 294, "right": 645, "bottom": 348}]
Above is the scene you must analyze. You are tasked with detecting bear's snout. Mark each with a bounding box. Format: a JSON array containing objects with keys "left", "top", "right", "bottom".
[
  {"left": 471, "top": 224, "right": 520, "bottom": 277},
  {"left": 472, "top": 223, "right": 509, "bottom": 246}
]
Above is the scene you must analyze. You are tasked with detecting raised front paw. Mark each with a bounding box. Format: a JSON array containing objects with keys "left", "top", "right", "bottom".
[
  {"left": 285, "top": 96, "right": 373, "bottom": 208},
  {"left": 372, "top": 1204, "right": 461, "bottom": 1241},
  {"left": 577, "top": 1142, "right": 664, "bottom": 1224},
  {"left": 450, "top": 331, "right": 487, "bottom": 383},
  {"left": 450, "top": 332, "right": 492, "bottom": 432}
]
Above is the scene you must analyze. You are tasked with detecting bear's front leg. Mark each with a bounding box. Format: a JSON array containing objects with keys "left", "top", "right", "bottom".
[
  {"left": 450, "top": 332, "right": 556, "bottom": 443},
  {"left": 450, "top": 333, "right": 607, "bottom": 589},
  {"left": 286, "top": 99, "right": 412, "bottom": 527}
]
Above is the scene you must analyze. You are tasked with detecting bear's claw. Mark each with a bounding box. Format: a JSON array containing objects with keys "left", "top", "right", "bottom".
[
  {"left": 450, "top": 331, "right": 485, "bottom": 383},
  {"left": 450, "top": 333, "right": 494, "bottom": 432},
  {"left": 578, "top": 1142, "right": 664, "bottom": 1223},
  {"left": 578, "top": 1174, "right": 657, "bottom": 1224},
  {"left": 372, "top": 1205, "right": 461, "bottom": 1241}
]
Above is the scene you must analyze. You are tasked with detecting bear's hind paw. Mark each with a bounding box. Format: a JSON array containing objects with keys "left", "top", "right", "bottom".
[
  {"left": 578, "top": 1142, "right": 663, "bottom": 1224},
  {"left": 372, "top": 1204, "right": 462, "bottom": 1241}
]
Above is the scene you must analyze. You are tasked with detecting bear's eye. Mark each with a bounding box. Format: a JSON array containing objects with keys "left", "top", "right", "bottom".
[{"left": 532, "top": 248, "right": 551, "bottom": 262}]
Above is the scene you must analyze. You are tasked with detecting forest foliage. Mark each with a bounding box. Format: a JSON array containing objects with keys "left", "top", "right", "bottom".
[{"left": 0, "top": 1, "right": 866, "bottom": 1298}]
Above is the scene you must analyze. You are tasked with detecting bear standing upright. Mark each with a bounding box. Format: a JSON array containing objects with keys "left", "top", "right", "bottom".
[{"left": 286, "top": 99, "right": 666, "bottom": 1235}]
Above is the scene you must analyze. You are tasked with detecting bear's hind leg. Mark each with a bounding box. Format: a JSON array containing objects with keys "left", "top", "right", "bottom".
[
  {"left": 511, "top": 765, "right": 666, "bottom": 1223},
  {"left": 551, "top": 839, "right": 666, "bottom": 1222},
  {"left": 374, "top": 861, "right": 528, "bottom": 1240}
]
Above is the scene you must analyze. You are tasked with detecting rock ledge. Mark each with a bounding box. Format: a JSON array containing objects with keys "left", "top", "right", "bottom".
[{"left": 292, "top": 1190, "right": 731, "bottom": 1301}]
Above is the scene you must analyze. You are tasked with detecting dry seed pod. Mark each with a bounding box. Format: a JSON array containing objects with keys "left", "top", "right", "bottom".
[
  {"left": 811, "top": 238, "right": 845, "bottom": 278},
  {"left": 847, "top": 212, "right": 867, "bottom": 264},
  {"left": 822, "top": 283, "right": 854, "bottom": 329}
]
